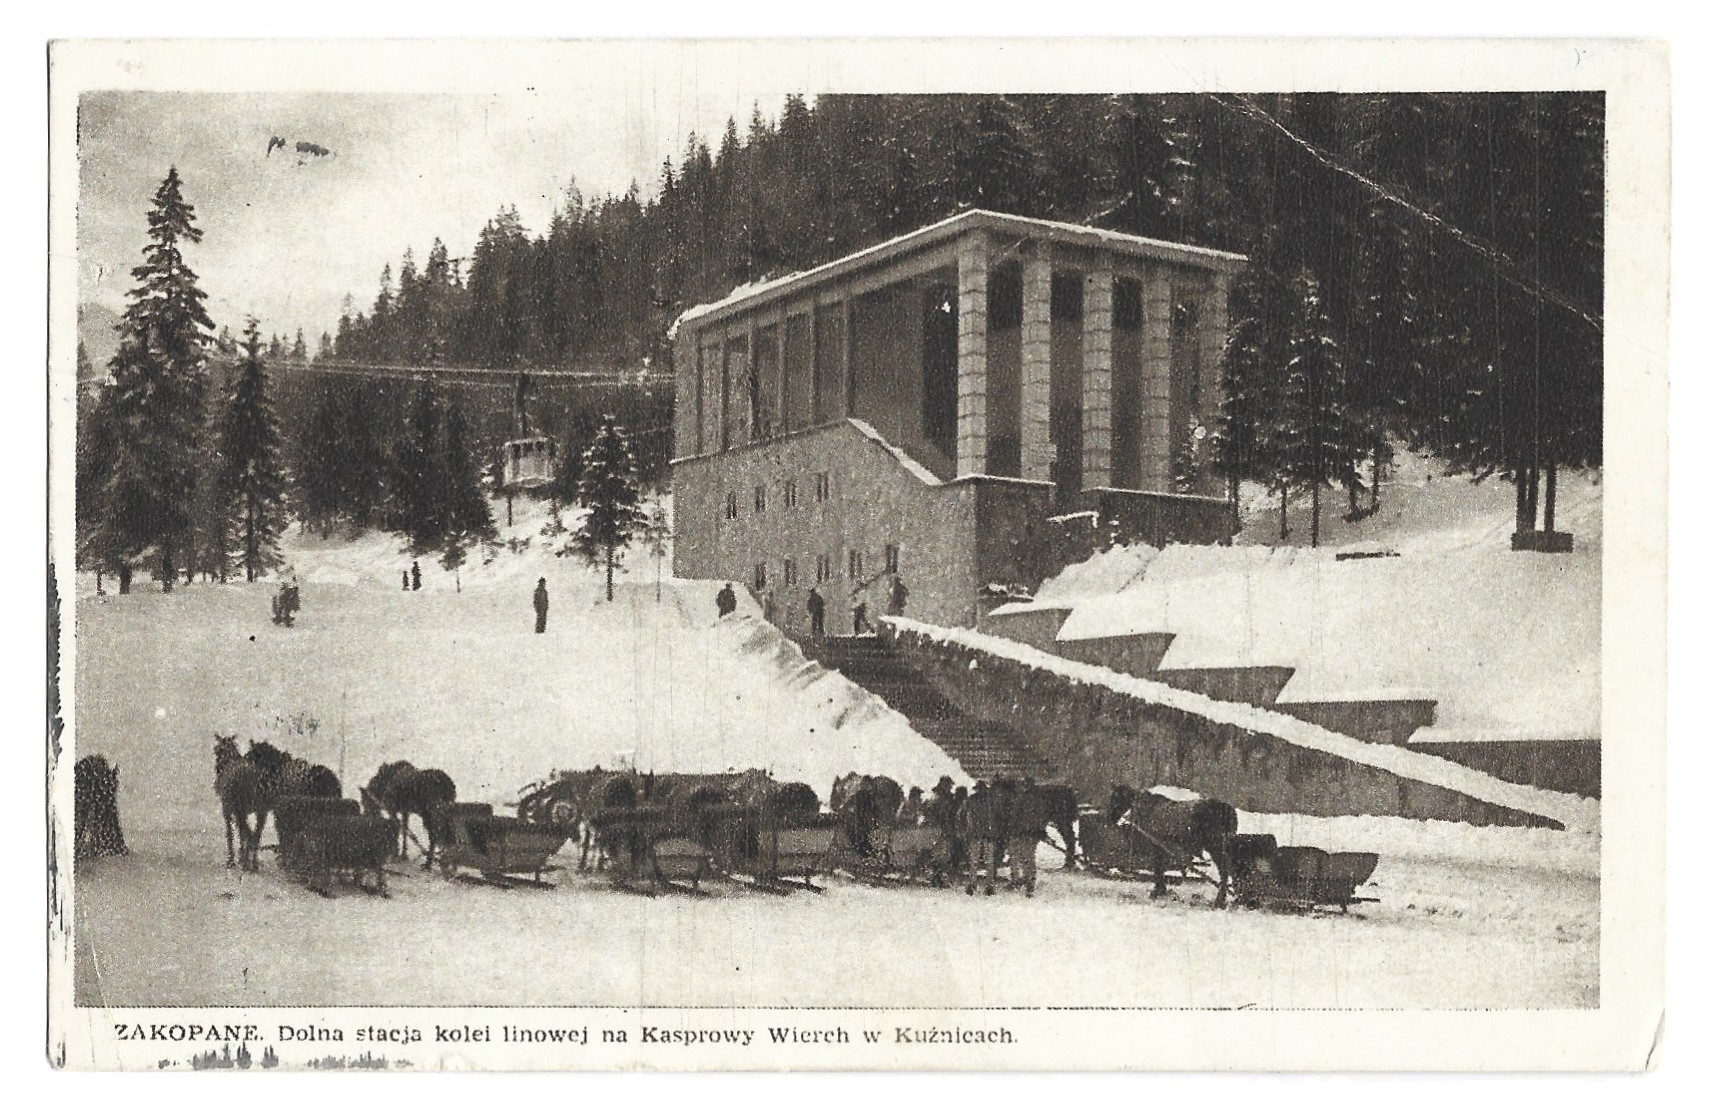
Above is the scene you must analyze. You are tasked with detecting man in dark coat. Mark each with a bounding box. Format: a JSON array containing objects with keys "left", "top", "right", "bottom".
[
  {"left": 411, "top": 560, "right": 422, "bottom": 591},
  {"left": 533, "top": 577, "right": 550, "bottom": 633},
  {"left": 807, "top": 586, "right": 826, "bottom": 637},
  {"left": 715, "top": 582, "right": 737, "bottom": 618}
]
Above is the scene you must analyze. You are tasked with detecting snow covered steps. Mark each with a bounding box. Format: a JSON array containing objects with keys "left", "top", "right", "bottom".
[{"left": 799, "top": 635, "right": 1058, "bottom": 783}]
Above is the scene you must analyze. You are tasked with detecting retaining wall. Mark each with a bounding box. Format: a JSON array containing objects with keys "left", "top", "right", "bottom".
[{"left": 880, "top": 620, "right": 1565, "bottom": 829}]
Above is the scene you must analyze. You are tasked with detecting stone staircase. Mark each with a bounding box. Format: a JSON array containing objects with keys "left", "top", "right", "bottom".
[{"left": 801, "top": 635, "right": 1057, "bottom": 782}]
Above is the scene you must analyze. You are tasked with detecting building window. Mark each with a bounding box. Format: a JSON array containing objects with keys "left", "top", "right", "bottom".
[
  {"left": 884, "top": 544, "right": 900, "bottom": 574},
  {"left": 753, "top": 563, "right": 766, "bottom": 591},
  {"left": 754, "top": 484, "right": 767, "bottom": 513},
  {"left": 815, "top": 472, "right": 830, "bottom": 502},
  {"left": 784, "top": 479, "right": 798, "bottom": 509},
  {"left": 848, "top": 548, "right": 863, "bottom": 580},
  {"left": 816, "top": 554, "right": 832, "bottom": 583},
  {"left": 724, "top": 492, "right": 738, "bottom": 520},
  {"left": 783, "top": 557, "right": 797, "bottom": 587}
]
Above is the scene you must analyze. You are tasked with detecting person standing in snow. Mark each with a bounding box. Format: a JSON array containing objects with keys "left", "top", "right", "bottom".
[
  {"left": 411, "top": 560, "right": 422, "bottom": 591},
  {"left": 888, "top": 574, "right": 909, "bottom": 617},
  {"left": 401, "top": 570, "right": 409, "bottom": 591},
  {"left": 806, "top": 586, "right": 826, "bottom": 637},
  {"left": 533, "top": 577, "right": 550, "bottom": 634},
  {"left": 715, "top": 582, "right": 737, "bottom": 618}
]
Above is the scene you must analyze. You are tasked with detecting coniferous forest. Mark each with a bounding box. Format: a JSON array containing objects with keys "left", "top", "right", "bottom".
[{"left": 78, "top": 92, "right": 1604, "bottom": 589}]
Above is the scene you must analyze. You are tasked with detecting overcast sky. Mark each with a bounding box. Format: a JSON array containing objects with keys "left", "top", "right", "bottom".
[{"left": 78, "top": 80, "right": 799, "bottom": 345}]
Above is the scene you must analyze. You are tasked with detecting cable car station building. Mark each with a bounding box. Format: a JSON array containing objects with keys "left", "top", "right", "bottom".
[{"left": 671, "top": 210, "right": 1248, "bottom": 635}]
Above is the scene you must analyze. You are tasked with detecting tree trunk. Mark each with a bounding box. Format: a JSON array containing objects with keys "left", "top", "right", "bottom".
[
  {"left": 506, "top": 492, "right": 514, "bottom": 528},
  {"left": 606, "top": 544, "right": 615, "bottom": 602},
  {"left": 1278, "top": 485, "right": 1289, "bottom": 541},
  {"left": 1228, "top": 474, "right": 1241, "bottom": 537},
  {"left": 1370, "top": 447, "right": 1382, "bottom": 513},
  {"left": 96, "top": 569, "right": 104, "bottom": 596},
  {"left": 1514, "top": 463, "right": 1532, "bottom": 534},
  {"left": 160, "top": 543, "right": 175, "bottom": 592},
  {"left": 1544, "top": 461, "right": 1559, "bottom": 532},
  {"left": 118, "top": 564, "right": 131, "bottom": 595},
  {"left": 1310, "top": 482, "right": 1321, "bottom": 548}
]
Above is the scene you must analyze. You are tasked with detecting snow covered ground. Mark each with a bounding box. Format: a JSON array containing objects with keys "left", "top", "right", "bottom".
[
  {"left": 1033, "top": 449, "right": 1602, "bottom": 742},
  {"left": 68, "top": 493, "right": 1598, "bottom": 1010}
]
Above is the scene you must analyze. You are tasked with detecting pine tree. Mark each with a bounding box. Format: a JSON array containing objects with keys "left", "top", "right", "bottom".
[
  {"left": 294, "top": 381, "right": 346, "bottom": 537},
  {"left": 1279, "top": 269, "right": 1365, "bottom": 547},
  {"left": 291, "top": 329, "right": 307, "bottom": 363},
  {"left": 219, "top": 319, "right": 289, "bottom": 581},
  {"left": 437, "top": 394, "right": 496, "bottom": 590},
  {"left": 101, "top": 167, "right": 214, "bottom": 592},
  {"left": 1213, "top": 258, "right": 1289, "bottom": 535},
  {"left": 398, "top": 382, "right": 449, "bottom": 552},
  {"left": 568, "top": 416, "right": 647, "bottom": 602}
]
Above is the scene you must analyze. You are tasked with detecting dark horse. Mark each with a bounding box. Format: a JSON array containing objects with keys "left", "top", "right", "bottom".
[
  {"left": 73, "top": 754, "right": 128, "bottom": 861},
  {"left": 1110, "top": 784, "right": 1239, "bottom": 908},
  {"left": 830, "top": 772, "right": 904, "bottom": 857},
  {"left": 362, "top": 761, "right": 457, "bottom": 866},
  {"left": 1035, "top": 783, "right": 1080, "bottom": 869},
  {"left": 214, "top": 735, "right": 268, "bottom": 871}
]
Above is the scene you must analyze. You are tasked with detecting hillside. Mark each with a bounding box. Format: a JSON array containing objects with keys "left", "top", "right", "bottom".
[{"left": 1034, "top": 449, "right": 1602, "bottom": 742}]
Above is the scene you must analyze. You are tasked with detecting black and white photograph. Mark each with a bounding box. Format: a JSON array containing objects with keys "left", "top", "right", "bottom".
[{"left": 46, "top": 38, "right": 1667, "bottom": 1071}]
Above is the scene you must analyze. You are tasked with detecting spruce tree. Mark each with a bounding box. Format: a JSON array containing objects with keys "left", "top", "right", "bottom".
[
  {"left": 294, "top": 382, "right": 346, "bottom": 537},
  {"left": 437, "top": 394, "right": 496, "bottom": 588},
  {"left": 101, "top": 167, "right": 214, "bottom": 591},
  {"left": 219, "top": 319, "right": 289, "bottom": 581},
  {"left": 1279, "top": 269, "right": 1365, "bottom": 547},
  {"left": 568, "top": 416, "right": 647, "bottom": 602}
]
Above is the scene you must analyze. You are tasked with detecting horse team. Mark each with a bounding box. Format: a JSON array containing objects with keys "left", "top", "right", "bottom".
[
  {"left": 211, "top": 735, "right": 457, "bottom": 896},
  {"left": 516, "top": 766, "right": 1243, "bottom": 905},
  {"left": 203, "top": 733, "right": 1271, "bottom": 908}
]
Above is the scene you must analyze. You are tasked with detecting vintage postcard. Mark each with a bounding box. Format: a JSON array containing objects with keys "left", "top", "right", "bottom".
[{"left": 48, "top": 38, "right": 1667, "bottom": 1071}]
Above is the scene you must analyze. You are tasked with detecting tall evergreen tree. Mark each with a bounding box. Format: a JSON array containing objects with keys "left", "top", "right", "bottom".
[
  {"left": 1279, "top": 269, "right": 1366, "bottom": 547},
  {"left": 568, "top": 416, "right": 646, "bottom": 602},
  {"left": 101, "top": 166, "right": 214, "bottom": 592},
  {"left": 219, "top": 319, "right": 289, "bottom": 581},
  {"left": 437, "top": 393, "right": 496, "bottom": 588},
  {"left": 294, "top": 381, "right": 346, "bottom": 537}
]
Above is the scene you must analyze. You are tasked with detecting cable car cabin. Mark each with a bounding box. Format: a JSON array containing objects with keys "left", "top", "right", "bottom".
[{"left": 502, "top": 436, "right": 557, "bottom": 489}]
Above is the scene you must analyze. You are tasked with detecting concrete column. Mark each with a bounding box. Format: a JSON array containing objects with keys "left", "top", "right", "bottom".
[
  {"left": 955, "top": 237, "right": 989, "bottom": 477},
  {"left": 746, "top": 321, "right": 760, "bottom": 442},
  {"left": 673, "top": 330, "right": 698, "bottom": 458},
  {"left": 1020, "top": 252, "right": 1054, "bottom": 482},
  {"left": 776, "top": 310, "right": 789, "bottom": 438},
  {"left": 1140, "top": 268, "right": 1174, "bottom": 490},
  {"left": 1081, "top": 261, "right": 1114, "bottom": 490}
]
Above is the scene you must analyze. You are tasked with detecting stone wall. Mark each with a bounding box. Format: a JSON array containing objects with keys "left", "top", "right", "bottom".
[
  {"left": 880, "top": 621, "right": 1563, "bottom": 829},
  {"left": 1401, "top": 739, "right": 1600, "bottom": 799}
]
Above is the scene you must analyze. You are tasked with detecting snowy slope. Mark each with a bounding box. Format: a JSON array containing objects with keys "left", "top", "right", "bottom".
[
  {"left": 1029, "top": 450, "right": 1602, "bottom": 742},
  {"left": 68, "top": 508, "right": 1597, "bottom": 1011}
]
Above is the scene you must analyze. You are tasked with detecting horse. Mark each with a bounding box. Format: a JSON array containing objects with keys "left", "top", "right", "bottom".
[
  {"left": 830, "top": 772, "right": 904, "bottom": 858},
  {"left": 1036, "top": 783, "right": 1081, "bottom": 869},
  {"left": 214, "top": 735, "right": 268, "bottom": 871},
  {"left": 587, "top": 772, "right": 645, "bottom": 875},
  {"left": 73, "top": 754, "right": 128, "bottom": 861},
  {"left": 385, "top": 767, "right": 458, "bottom": 867},
  {"left": 1110, "top": 784, "right": 1239, "bottom": 908}
]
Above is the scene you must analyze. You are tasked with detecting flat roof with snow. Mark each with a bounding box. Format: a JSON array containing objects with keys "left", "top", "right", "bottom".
[{"left": 673, "top": 208, "right": 1248, "bottom": 335}]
